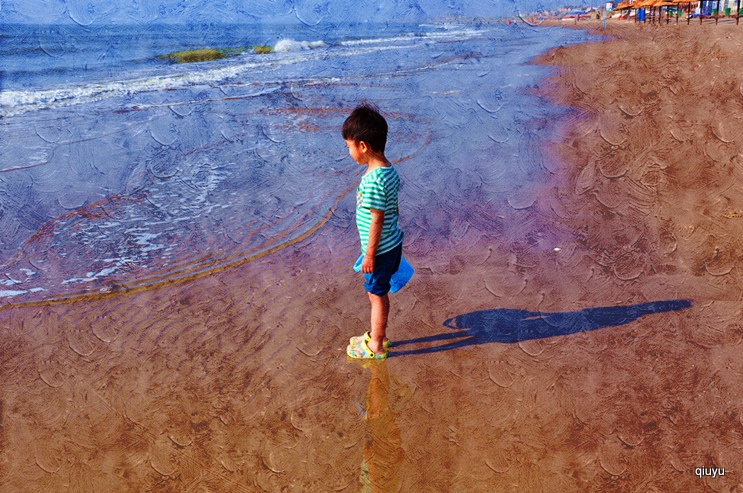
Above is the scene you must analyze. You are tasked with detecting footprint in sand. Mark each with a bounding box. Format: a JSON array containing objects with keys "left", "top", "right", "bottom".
[
  {"left": 34, "top": 440, "right": 63, "bottom": 474},
  {"left": 91, "top": 320, "right": 119, "bottom": 343},
  {"left": 38, "top": 357, "right": 70, "bottom": 388},
  {"left": 149, "top": 435, "right": 178, "bottom": 476},
  {"left": 36, "top": 389, "right": 71, "bottom": 426},
  {"left": 123, "top": 394, "right": 149, "bottom": 426},
  {"left": 68, "top": 327, "right": 97, "bottom": 357}
]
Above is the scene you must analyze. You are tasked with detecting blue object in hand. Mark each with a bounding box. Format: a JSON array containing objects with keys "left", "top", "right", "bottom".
[{"left": 354, "top": 254, "right": 414, "bottom": 293}]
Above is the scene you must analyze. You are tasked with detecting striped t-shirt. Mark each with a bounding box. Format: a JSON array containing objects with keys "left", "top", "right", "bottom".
[{"left": 356, "top": 166, "right": 404, "bottom": 255}]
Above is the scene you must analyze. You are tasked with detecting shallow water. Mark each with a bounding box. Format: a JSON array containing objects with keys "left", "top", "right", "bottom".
[{"left": 0, "top": 22, "right": 595, "bottom": 303}]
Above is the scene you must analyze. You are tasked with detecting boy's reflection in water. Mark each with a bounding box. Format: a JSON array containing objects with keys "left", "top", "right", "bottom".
[{"left": 360, "top": 361, "right": 404, "bottom": 492}]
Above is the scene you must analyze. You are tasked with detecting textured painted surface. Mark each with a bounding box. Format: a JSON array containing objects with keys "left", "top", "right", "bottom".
[
  {"left": 1, "top": 5, "right": 743, "bottom": 493},
  {"left": 1, "top": 0, "right": 562, "bottom": 24},
  {"left": 0, "top": 22, "right": 591, "bottom": 302}
]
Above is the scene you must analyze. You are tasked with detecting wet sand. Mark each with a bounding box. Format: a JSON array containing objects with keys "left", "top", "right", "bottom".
[{"left": 2, "top": 21, "right": 743, "bottom": 492}]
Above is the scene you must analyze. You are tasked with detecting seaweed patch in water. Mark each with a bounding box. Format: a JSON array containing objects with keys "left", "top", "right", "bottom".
[{"left": 159, "top": 45, "right": 273, "bottom": 63}]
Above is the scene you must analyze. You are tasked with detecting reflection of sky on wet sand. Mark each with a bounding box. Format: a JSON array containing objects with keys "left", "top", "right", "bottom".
[{"left": 0, "top": 23, "right": 595, "bottom": 304}]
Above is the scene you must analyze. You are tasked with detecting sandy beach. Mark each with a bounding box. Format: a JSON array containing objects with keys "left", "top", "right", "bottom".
[{"left": 2, "top": 20, "right": 743, "bottom": 492}]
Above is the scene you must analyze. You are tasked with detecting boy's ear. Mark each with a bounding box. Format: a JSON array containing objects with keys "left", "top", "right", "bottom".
[{"left": 357, "top": 141, "right": 369, "bottom": 153}]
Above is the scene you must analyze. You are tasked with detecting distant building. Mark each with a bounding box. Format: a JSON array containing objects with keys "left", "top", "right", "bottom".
[{"left": 719, "top": 0, "right": 740, "bottom": 14}]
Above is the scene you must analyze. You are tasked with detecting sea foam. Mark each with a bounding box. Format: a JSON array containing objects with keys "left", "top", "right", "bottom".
[{"left": 273, "top": 39, "right": 327, "bottom": 52}]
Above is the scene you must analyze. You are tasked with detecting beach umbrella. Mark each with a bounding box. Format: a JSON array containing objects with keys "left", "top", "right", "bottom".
[
  {"left": 654, "top": 0, "right": 681, "bottom": 22},
  {"left": 631, "top": 0, "right": 644, "bottom": 21},
  {"left": 614, "top": 1, "right": 632, "bottom": 15},
  {"left": 634, "top": 0, "right": 657, "bottom": 21},
  {"left": 614, "top": 1, "right": 634, "bottom": 19},
  {"left": 634, "top": 1, "right": 656, "bottom": 9},
  {"left": 674, "top": 0, "right": 698, "bottom": 23}
]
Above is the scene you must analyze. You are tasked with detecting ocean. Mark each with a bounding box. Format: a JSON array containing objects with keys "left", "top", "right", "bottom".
[{"left": 0, "top": 21, "right": 595, "bottom": 304}]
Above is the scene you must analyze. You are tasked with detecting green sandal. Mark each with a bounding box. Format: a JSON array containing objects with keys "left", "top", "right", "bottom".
[
  {"left": 346, "top": 338, "right": 388, "bottom": 360},
  {"left": 350, "top": 331, "right": 392, "bottom": 349}
]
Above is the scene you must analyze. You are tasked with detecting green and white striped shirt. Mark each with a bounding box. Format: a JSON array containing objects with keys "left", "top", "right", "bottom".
[{"left": 356, "top": 166, "right": 404, "bottom": 255}]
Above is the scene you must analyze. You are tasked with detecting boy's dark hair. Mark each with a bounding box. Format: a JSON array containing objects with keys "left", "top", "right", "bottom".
[{"left": 341, "top": 105, "right": 388, "bottom": 153}]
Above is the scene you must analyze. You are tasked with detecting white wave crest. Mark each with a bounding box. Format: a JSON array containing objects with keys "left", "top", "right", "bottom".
[
  {"left": 273, "top": 39, "right": 327, "bottom": 53},
  {"left": 0, "top": 59, "right": 272, "bottom": 117}
]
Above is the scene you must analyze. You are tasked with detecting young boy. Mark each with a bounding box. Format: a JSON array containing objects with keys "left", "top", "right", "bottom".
[{"left": 343, "top": 105, "right": 404, "bottom": 360}]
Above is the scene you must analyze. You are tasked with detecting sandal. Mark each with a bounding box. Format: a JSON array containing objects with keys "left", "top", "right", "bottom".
[
  {"left": 350, "top": 331, "right": 392, "bottom": 349},
  {"left": 346, "top": 338, "right": 388, "bottom": 360}
]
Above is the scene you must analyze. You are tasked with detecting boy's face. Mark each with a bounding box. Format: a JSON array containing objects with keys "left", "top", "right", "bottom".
[{"left": 345, "top": 139, "right": 369, "bottom": 165}]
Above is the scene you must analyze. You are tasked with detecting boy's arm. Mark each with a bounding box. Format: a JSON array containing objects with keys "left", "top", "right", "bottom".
[{"left": 362, "top": 209, "right": 384, "bottom": 274}]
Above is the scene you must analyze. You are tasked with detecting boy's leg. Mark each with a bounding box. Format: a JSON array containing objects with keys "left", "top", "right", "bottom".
[{"left": 367, "top": 292, "right": 389, "bottom": 355}]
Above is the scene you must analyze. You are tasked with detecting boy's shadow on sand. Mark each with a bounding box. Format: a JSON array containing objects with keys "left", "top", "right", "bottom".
[{"left": 391, "top": 300, "right": 692, "bottom": 356}]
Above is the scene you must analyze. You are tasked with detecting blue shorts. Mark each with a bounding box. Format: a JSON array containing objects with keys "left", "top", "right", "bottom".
[{"left": 363, "top": 243, "right": 403, "bottom": 296}]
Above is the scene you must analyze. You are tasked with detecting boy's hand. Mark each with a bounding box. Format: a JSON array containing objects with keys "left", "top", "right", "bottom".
[
  {"left": 361, "top": 254, "right": 375, "bottom": 274},
  {"left": 363, "top": 209, "right": 384, "bottom": 274}
]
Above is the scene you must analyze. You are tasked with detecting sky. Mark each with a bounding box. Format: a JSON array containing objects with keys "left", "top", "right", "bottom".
[{"left": 0, "top": 0, "right": 585, "bottom": 25}]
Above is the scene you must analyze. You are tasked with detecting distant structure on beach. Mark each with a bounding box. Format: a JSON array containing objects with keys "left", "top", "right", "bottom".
[
  {"left": 534, "top": 0, "right": 742, "bottom": 23},
  {"left": 613, "top": 0, "right": 742, "bottom": 23}
]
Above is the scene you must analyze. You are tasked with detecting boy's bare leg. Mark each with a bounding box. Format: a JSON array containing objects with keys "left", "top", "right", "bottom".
[{"left": 367, "top": 292, "right": 390, "bottom": 354}]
